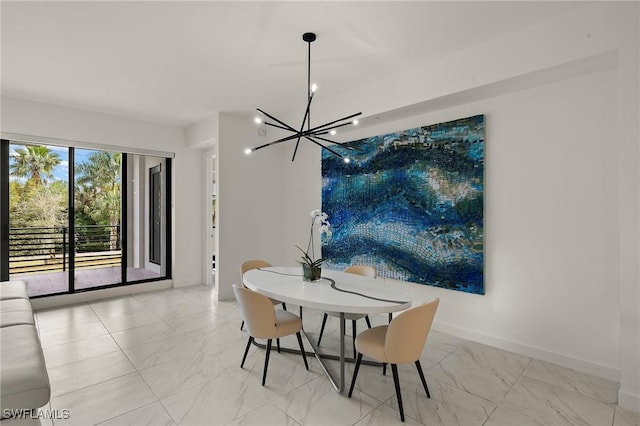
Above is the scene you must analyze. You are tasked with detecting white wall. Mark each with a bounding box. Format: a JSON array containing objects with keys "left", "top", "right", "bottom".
[
  {"left": 279, "top": 2, "right": 638, "bottom": 410},
  {"left": 0, "top": 96, "right": 205, "bottom": 288},
  {"left": 215, "top": 112, "right": 286, "bottom": 301}
]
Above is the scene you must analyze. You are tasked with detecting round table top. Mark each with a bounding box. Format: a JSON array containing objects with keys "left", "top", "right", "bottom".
[{"left": 242, "top": 266, "right": 412, "bottom": 314}]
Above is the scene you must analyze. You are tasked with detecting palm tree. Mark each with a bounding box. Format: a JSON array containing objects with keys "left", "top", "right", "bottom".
[
  {"left": 10, "top": 145, "right": 61, "bottom": 186},
  {"left": 75, "top": 151, "right": 121, "bottom": 250}
]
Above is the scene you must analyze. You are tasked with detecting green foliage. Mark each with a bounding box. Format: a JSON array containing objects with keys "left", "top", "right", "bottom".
[
  {"left": 75, "top": 151, "right": 121, "bottom": 227},
  {"left": 10, "top": 182, "right": 67, "bottom": 229},
  {"left": 74, "top": 151, "right": 121, "bottom": 249},
  {"left": 10, "top": 145, "right": 61, "bottom": 186}
]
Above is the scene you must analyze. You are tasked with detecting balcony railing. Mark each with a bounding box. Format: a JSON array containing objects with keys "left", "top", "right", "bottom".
[{"left": 9, "top": 225, "right": 121, "bottom": 275}]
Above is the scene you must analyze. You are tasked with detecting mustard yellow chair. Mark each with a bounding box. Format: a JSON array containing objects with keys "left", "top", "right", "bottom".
[
  {"left": 348, "top": 298, "right": 440, "bottom": 422},
  {"left": 317, "top": 265, "right": 376, "bottom": 355},
  {"left": 233, "top": 285, "right": 308, "bottom": 386},
  {"left": 239, "top": 260, "right": 286, "bottom": 331}
]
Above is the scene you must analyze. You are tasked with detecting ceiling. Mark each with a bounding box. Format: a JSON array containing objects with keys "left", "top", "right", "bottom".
[{"left": 1, "top": 1, "right": 588, "bottom": 128}]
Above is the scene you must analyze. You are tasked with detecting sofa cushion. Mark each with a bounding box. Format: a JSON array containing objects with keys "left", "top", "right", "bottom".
[
  {"left": 0, "top": 298, "right": 33, "bottom": 313},
  {"left": 0, "top": 325, "right": 51, "bottom": 410},
  {"left": 0, "top": 281, "right": 28, "bottom": 300},
  {"left": 0, "top": 309, "right": 35, "bottom": 328}
]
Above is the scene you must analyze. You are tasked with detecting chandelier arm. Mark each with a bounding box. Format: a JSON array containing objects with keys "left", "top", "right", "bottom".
[
  {"left": 291, "top": 137, "right": 302, "bottom": 162},
  {"left": 310, "top": 119, "right": 359, "bottom": 135},
  {"left": 304, "top": 137, "right": 344, "bottom": 158},
  {"left": 291, "top": 90, "right": 317, "bottom": 162},
  {"left": 257, "top": 108, "right": 297, "bottom": 132},
  {"left": 305, "top": 112, "right": 362, "bottom": 134},
  {"left": 252, "top": 132, "right": 304, "bottom": 152},
  {"left": 264, "top": 122, "right": 292, "bottom": 131}
]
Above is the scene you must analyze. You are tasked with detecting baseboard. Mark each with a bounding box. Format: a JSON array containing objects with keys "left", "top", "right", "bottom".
[
  {"left": 618, "top": 389, "right": 640, "bottom": 413},
  {"left": 30, "top": 280, "right": 173, "bottom": 310},
  {"left": 432, "top": 321, "right": 620, "bottom": 383},
  {"left": 172, "top": 280, "right": 205, "bottom": 288}
]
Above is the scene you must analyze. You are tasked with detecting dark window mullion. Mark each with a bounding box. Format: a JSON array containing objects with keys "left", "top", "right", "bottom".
[
  {"left": 68, "top": 147, "right": 75, "bottom": 293},
  {"left": 1, "top": 140, "right": 10, "bottom": 282},
  {"left": 165, "top": 158, "right": 172, "bottom": 279},
  {"left": 121, "top": 153, "right": 127, "bottom": 285}
]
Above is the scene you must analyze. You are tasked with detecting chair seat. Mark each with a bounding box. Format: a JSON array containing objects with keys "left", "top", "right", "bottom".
[
  {"left": 355, "top": 325, "right": 388, "bottom": 362},
  {"left": 274, "top": 310, "right": 302, "bottom": 338},
  {"left": 326, "top": 311, "right": 367, "bottom": 320}
]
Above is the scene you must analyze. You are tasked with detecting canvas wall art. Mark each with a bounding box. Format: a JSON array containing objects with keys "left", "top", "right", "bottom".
[{"left": 321, "top": 115, "right": 485, "bottom": 294}]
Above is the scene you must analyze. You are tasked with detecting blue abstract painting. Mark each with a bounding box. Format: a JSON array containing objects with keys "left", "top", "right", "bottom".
[{"left": 321, "top": 115, "right": 485, "bottom": 295}]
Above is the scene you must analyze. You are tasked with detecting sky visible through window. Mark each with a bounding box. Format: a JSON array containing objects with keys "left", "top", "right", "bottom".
[{"left": 9, "top": 144, "right": 95, "bottom": 182}]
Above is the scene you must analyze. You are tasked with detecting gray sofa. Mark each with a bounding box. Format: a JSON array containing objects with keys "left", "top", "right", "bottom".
[{"left": 0, "top": 281, "right": 51, "bottom": 417}]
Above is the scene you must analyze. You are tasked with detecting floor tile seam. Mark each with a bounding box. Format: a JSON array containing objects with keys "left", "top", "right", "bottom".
[
  {"left": 156, "top": 378, "right": 219, "bottom": 424},
  {"left": 44, "top": 345, "right": 124, "bottom": 370},
  {"left": 40, "top": 329, "right": 112, "bottom": 350},
  {"left": 36, "top": 317, "right": 103, "bottom": 335},
  {"left": 92, "top": 400, "right": 166, "bottom": 426},
  {"left": 49, "top": 371, "right": 144, "bottom": 402},
  {"left": 351, "top": 398, "right": 393, "bottom": 426},
  {"left": 378, "top": 394, "right": 425, "bottom": 425},
  {"left": 500, "top": 357, "right": 533, "bottom": 401},
  {"left": 480, "top": 404, "right": 499, "bottom": 426},
  {"left": 422, "top": 358, "right": 505, "bottom": 406},
  {"left": 101, "top": 318, "right": 168, "bottom": 335},
  {"left": 49, "top": 363, "right": 138, "bottom": 399},
  {"left": 136, "top": 365, "right": 210, "bottom": 402}
]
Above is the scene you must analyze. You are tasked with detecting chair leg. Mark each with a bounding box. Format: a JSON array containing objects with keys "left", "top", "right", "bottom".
[
  {"left": 240, "top": 320, "right": 244, "bottom": 331},
  {"left": 282, "top": 302, "right": 287, "bottom": 311},
  {"left": 391, "top": 364, "right": 405, "bottom": 422},
  {"left": 348, "top": 352, "right": 363, "bottom": 398},
  {"left": 415, "top": 360, "right": 431, "bottom": 398},
  {"left": 262, "top": 339, "right": 272, "bottom": 386},
  {"left": 296, "top": 332, "right": 309, "bottom": 370},
  {"left": 276, "top": 338, "right": 281, "bottom": 353},
  {"left": 388, "top": 313, "right": 392, "bottom": 324},
  {"left": 352, "top": 320, "right": 357, "bottom": 357},
  {"left": 241, "top": 336, "right": 253, "bottom": 368},
  {"left": 317, "top": 313, "right": 328, "bottom": 346},
  {"left": 365, "top": 315, "right": 372, "bottom": 329},
  {"left": 383, "top": 362, "right": 387, "bottom": 376}
]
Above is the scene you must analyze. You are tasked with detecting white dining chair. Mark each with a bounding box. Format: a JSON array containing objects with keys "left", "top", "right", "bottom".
[
  {"left": 233, "top": 284, "right": 308, "bottom": 386},
  {"left": 316, "top": 265, "right": 376, "bottom": 356},
  {"left": 348, "top": 298, "right": 440, "bottom": 422}
]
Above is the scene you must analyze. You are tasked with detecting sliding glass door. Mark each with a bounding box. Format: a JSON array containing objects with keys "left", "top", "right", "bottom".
[
  {"left": 73, "top": 148, "right": 123, "bottom": 290},
  {"left": 125, "top": 154, "right": 169, "bottom": 282},
  {"left": 1, "top": 139, "right": 171, "bottom": 297},
  {"left": 4, "top": 142, "right": 70, "bottom": 296}
]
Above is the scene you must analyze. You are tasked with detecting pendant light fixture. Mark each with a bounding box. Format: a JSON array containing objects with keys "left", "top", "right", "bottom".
[{"left": 245, "top": 32, "right": 361, "bottom": 162}]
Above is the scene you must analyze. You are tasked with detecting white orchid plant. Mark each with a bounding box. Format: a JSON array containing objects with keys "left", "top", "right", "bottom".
[{"left": 297, "top": 209, "right": 332, "bottom": 268}]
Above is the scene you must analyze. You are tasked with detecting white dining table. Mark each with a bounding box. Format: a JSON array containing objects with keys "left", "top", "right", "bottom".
[{"left": 242, "top": 266, "right": 412, "bottom": 393}]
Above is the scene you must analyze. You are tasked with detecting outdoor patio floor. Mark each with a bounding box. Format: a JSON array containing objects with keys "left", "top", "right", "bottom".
[{"left": 10, "top": 266, "right": 162, "bottom": 297}]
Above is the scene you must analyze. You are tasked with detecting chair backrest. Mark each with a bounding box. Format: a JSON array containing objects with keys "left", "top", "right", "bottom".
[
  {"left": 345, "top": 265, "right": 377, "bottom": 278},
  {"left": 240, "top": 260, "right": 272, "bottom": 287},
  {"left": 385, "top": 298, "right": 439, "bottom": 364},
  {"left": 232, "top": 284, "right": 277, "bottom": 339}
]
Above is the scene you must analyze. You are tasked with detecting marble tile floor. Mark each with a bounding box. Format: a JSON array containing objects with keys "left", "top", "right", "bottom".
[{"left": 29, "top": 285, "right": 636, "bottom": 426}]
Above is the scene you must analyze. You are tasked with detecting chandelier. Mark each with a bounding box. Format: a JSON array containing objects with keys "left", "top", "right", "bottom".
[{"left": 245, "top": 32, "right": 362, "bottom": 162}]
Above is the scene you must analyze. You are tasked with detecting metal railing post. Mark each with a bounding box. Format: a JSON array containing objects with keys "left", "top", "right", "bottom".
[{"left": 62, "top": 227, "right": 67, "bottom": 272}]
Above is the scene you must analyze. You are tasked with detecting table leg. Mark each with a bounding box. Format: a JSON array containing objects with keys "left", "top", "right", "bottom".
[{"left": 340, "top": 312, "right": 345, "bottom": 394}]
